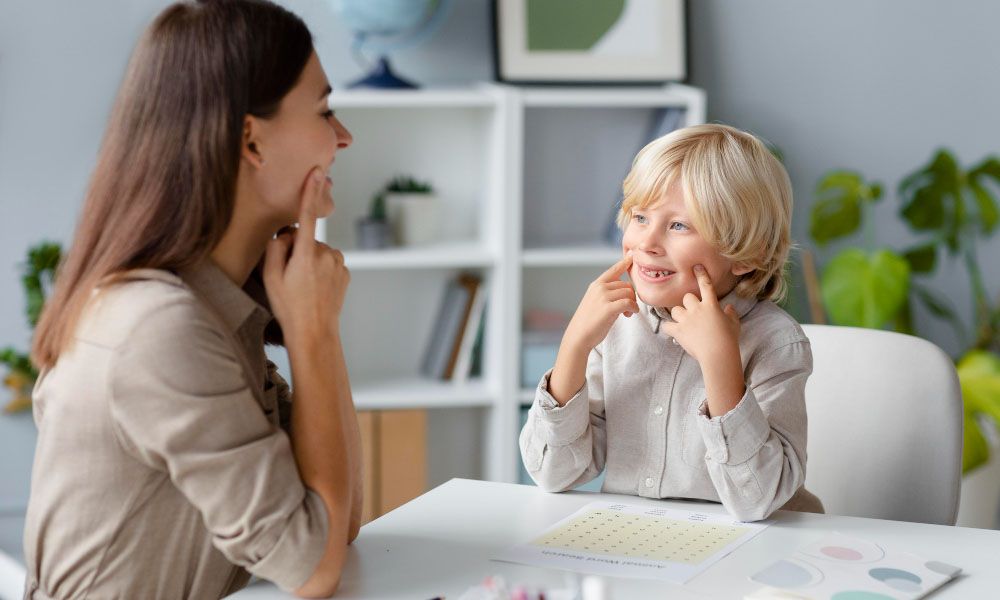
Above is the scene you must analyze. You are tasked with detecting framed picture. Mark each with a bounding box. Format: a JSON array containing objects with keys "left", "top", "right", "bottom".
[{"left": 493, "top": 0, "right": 686, "bottom": 85}]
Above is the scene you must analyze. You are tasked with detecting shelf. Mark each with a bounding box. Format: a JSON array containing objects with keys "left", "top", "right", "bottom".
[
  {"left": 521, "top": 245, "right": 622, "bottom": 268},
  {"left": 317, "top": 83, "right": 704, "bottom": 484},
  {"left": 353, "top": 378, "right": 495, "bottom": 411},
  {"left": 343, "top": 243, "right": 496, "bottom": 271},
  {"left": 329, "top": 85, "right": 500, "bottom": 109},
  {"left": 520, "top": 83, "right": 703, "bottom": 108}
]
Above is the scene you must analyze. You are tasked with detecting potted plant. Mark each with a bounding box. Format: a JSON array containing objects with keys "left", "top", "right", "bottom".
[
  {"left": 2, "top": 242, "right": 61, "bottom": 413},
  {"left": 806, "top": 150, "right": 1000, "bottom": 526},
  {"left": 382, "top": 175, "right": 438, "bottom": 246},
  {"left": 355, "top": 189, "right": 393, "bottom": 249}
]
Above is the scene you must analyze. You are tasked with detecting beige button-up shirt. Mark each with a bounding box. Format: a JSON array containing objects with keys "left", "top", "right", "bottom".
[
  {"left": 519, "top": 292, "right": 824, "bottom": 522},
  {"left": 23, "top": 262, "right": 328, "bottom": 599}
]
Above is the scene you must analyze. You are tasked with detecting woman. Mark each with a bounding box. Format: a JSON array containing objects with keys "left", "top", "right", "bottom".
[{"left": 24, "top": 1, "right": 360, "bottom": 598}]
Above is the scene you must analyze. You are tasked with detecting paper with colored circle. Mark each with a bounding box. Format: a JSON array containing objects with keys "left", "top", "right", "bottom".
[
  {"left": 747, "top": 533, "right": 961, "bottom": 599},
  {"left": 493, "top": 501, "right": 769, "bottom": 582}
]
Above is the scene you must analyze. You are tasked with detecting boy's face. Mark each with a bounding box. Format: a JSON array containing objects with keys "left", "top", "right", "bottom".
[{"left": 621, "top": 182, "right": 751, "bottom": 309}]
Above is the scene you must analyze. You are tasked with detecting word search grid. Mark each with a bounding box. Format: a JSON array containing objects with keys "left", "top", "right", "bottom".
[
  {"left": 495, "top": 502, "right": 769, "bottom": 582},
  {"left": 534, "top": 505, "right": 749, "bottom": 564}
]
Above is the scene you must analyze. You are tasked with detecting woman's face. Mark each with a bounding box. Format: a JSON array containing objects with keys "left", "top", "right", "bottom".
[{"left": 246, "top": 51, "right": 352, "bottom": 227}]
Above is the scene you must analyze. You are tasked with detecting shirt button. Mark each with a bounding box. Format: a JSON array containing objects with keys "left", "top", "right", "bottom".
[
  {"left": 645, "top": 477, "right": 654, "bottom": 488},
  {"left": 653, "top": 405, "right": 664, "bottom": 416}
]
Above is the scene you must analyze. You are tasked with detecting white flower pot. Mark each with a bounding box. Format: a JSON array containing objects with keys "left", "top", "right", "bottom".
[{"left": 385, "top": 192, "right": 439, "bottom": 246}]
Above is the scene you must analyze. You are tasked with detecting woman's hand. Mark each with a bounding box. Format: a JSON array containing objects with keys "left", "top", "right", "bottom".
[
  {"left": 562, "top": 253, "right": 639, "bottom": 354},
  {"left": 263, "top": 167, "right": 349, "bottom": 340}
]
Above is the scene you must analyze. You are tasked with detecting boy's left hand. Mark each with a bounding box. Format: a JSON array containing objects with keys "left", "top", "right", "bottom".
[{"left": 659, "top": 265, "right": 741, "bottom": 364}]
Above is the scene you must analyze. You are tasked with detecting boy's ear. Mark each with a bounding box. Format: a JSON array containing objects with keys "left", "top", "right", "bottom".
[{"left": 731, "top": 262, "right": 755, "bottom": 277}]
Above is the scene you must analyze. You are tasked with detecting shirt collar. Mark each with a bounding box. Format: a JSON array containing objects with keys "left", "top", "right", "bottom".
[
  {"left": 640, "top": 288, "right": 759, "bottom": 333},
  {"left": 178, "top": 260, "right": 272, "bottom": 336}
]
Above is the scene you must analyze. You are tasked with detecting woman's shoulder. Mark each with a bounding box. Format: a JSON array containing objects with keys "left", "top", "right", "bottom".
[{"left": 76, "top": 269, "right": 215, "bottom": 350}]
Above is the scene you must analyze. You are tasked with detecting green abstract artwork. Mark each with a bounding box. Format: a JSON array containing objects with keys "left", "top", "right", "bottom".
[{"left": 526, "top": 0, "right": 625, "bottom": 51}]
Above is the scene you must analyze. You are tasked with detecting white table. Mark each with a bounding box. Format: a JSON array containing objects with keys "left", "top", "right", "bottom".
[{"left": 232, "top": 478, "right": 1000, "bottom": 599}]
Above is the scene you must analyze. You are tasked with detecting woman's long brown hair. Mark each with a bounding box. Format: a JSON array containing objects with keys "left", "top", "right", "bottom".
[{"left": 32, "top": 0, "right": 312, "bottom": 369}]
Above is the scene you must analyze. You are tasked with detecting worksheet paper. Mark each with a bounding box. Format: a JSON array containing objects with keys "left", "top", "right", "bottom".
[{"left": 493, "top": 501, "right": 769, "bottom": 583}]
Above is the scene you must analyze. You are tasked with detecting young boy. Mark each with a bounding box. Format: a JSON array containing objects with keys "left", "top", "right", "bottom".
[{"left": 519, "top": 124, "right": 823, "bottom": 522}]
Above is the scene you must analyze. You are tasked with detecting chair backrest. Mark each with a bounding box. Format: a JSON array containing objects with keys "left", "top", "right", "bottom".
[
  {"left": 0, "top": 550, "right": 24, "bottom": 600},
  {"left": 801, "top": 324, "right": 963, "bottom": 525}
]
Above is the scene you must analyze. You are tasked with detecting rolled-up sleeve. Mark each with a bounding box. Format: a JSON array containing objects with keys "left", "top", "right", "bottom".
[
  {"left": 519, "top": 346, "right": 607, "bottom": 492},
  {"left": 108, "top": 299, "right": 328, "bottom": 592},
  {"left": 694, "top": 340, "right": 812, "bottom": 521}
]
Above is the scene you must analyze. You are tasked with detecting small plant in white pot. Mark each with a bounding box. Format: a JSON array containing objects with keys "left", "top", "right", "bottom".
[
  {"left": 355, "top": 191, "right": 392, "bottom": 250},
  {"left": 382, "top": 175, "right": 438, "bottom": 246}
]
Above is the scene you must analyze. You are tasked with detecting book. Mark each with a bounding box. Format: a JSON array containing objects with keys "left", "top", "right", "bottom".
[
  {"left": 420, "top": 275, "right": 474, "bottom": 379},
  {"left": 451, "top": 279, "right": 488, "bottom": 383},
  {"left": 443, "top": 274, "right": 481, "bottom": 380},
  {"left": 468, "top": 305, "right": 487, "bottom": 379}
]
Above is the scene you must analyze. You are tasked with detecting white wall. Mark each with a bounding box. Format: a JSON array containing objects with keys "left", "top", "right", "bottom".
[
  {"left": 1, "top": 0, "right": 998, "bottom": 512},
  {"left": 688, "top": 0, "right": 1000, "bottom": 357}
]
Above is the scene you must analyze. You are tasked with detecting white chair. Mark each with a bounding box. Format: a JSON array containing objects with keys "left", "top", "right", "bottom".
[
  {"left": 0, "top": 550, "right": 24, "bottom": 600},
  {"left": 0, "top": 511, "right": 25, "bottom": 600},
  {"left": 801, "top": 324, "right": 963, "bottom": 525}
]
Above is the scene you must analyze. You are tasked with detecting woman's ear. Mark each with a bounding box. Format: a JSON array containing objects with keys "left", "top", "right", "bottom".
[{"left": 241, "top": 115, "right": 266, "bottom": 169}]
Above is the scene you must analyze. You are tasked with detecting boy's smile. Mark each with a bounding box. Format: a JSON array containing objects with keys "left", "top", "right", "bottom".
[
  {"left": 621, "top": 181, "right": 751, "bottom": 309},
  {"left": 634, "top": 263, "right": 677, "bottom": 283}
]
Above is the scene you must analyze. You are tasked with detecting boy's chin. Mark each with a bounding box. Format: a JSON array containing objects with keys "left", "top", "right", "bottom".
[
  {"left": 635, "top": 288, "right": 681, "bottom": 310},
  {"left": 634, "top": 289, "right": 660, "bottom": 308}
]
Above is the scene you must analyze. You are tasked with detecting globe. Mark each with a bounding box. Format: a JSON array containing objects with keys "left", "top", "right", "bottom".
[{"left": 331, "top": 0, "right": 453, "bottom": 89}]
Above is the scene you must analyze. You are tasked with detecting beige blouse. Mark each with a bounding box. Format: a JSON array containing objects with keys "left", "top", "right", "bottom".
[
  {"left": 22, "top": 262, "right": 328, "bottom": 599},
  {"left": 520, "top": 292, "right": 824, "bottom": 522}
]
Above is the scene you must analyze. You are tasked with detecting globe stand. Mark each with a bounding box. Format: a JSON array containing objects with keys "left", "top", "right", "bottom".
[{"left": 349, "top": 57, "right": 417, "bottom": 89}]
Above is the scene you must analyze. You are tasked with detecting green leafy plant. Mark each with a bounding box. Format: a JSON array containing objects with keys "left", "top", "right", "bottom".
[
  {"left": 368, "top": 175, "right": 434, "bottom": 222},
  {"left": 809, "top": 150, "right": 1000, "bottom": 472},
  {"left": 385, "top": 175, "right": 433, "bottom": 194},
  {"left": 2, "top": 242, "right": 61, "bottom": 413},
  {"left": 368, "top": 192, "right": 387, "bottom": 222}
]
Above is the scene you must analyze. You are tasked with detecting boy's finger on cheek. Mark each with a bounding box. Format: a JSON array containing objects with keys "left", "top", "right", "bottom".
[
  {"left": 693, "top": 264, "right": 717, "bottom": 299},
  {"left": 605, "top": 254, "right": 633, "bottom": 280},
  {"left": 693, "top": 264, "right": 711, "bottom": 283}
]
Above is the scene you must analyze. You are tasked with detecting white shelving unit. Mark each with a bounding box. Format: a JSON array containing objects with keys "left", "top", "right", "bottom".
[
  {"left": 342, "top": 243, "right": 496, "bottom": 271},
  {"left": 319, "top": 83, "right": 704, "bottom": 486}
]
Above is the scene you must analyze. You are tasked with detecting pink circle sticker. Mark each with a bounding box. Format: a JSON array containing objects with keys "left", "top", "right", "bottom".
[{"left": 821, "top": 546, "right": 864, "bottom": 561}]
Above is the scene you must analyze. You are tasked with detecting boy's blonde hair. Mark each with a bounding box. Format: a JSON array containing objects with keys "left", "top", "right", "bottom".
[{"left": 617, "top": 123, "right": 793, "bottom": 302}]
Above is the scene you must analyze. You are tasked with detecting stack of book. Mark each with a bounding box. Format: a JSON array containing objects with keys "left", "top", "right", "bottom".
[{"left": 420, "top": 273, "right": 488, "bottom": 382}]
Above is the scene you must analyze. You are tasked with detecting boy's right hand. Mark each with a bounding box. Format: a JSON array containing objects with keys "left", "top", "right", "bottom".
[
  {"left": 263, "top": 168, "right": 350, "bottom": 342},
  {"left": 562, "top": 253, "right": 639, "bottom": 353}
]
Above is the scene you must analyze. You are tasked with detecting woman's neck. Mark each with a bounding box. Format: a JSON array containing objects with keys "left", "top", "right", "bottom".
[
  {"left": 210, "top": 181, "right": 278, "bottom": 286},
  {"left": 210, "top": 227, "right": 269, "bottom": 286}
]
